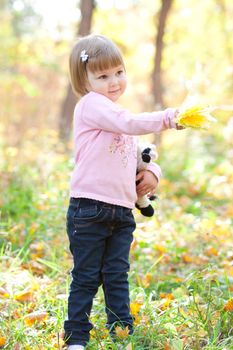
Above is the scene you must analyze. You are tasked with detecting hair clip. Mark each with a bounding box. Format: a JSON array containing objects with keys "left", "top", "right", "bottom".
[{"left": 80, "top": 50, "right": 89, "bottom": 62}]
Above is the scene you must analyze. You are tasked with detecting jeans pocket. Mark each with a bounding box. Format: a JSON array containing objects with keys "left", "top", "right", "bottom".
[
  {"left": 76, "top": 205, "right": 102, "bottom": 220},
  {"left": 73, "top": 199, "right": 106, "bottom": 227}
]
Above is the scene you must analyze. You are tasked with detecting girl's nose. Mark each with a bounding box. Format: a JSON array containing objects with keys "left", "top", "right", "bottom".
[{"left": 110, "top": 76, "right": 118, "bottom": 86}]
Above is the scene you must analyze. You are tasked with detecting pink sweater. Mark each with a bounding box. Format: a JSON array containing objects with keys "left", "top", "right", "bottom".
[{"left": 70, "top": 92, "right": 177, "bottom": 208}]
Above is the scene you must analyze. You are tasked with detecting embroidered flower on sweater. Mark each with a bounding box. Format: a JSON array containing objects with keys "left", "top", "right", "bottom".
[{"left": 109, "top": 134, "right": 137, "bottom": 167}]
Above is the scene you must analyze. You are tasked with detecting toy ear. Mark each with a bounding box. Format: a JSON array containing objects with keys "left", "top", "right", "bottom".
[
  {"left": 142, "top": 147, "right": 151, "bottom": 154},
  {"left": 142, "top": 153, "right": 151, "bottom": 163}
]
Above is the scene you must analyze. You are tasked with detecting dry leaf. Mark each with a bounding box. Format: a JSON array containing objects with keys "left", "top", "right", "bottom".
[
  {"left": 14, "top": 290, "right": 35, "bottom": 302},
  {"left": 30, "top": 242, "right": 46, "bottom": 259},
  {"left": 160, "top": 298, "right": 172, "bottom": 310},
  {"left": 205, "top": 247, "right": 218, "bottom": 257},
  {"left": 160, "top": 293, "right": 174, "bottom": 300},
  {"left": 0, "top": 287, "right": 9, "bottom": 298},
  {"left": 176, "top": 99, "right": 216, "bottom": 129},
  {"left": 22, "top": 261, "right": 46, "bottom": 275},
  {"left": 154, "top": 244, "right": 166, "bottom": 254},
  {"left": 164, "top": 343, "right": 171, "bottom": 350},
  {"left": 130, "top": 239, "right": 137, "bottom": 250},
  {"left": 224, "top": 298, "right": 233, "bottom": 312},
  {"left": 24, "top": 311, "right": 48, "bottom": 326},
  {"left": 0, "top": 336, "right": 6, "bottom": 347},
  {"left": 130, "top": 301, "right": 142, "bottom": 317},
  {"left": 181, "top": 254, "right": 193, "bottom": 263},
  {"left": 227, "top": 266, "right": 233, "bottom": 277},
  {"left": 142, "top": 272, "right": 153, "bottom": 288},
  {"left": 115, "top": 326, "right": 129, "bottom": 339}
]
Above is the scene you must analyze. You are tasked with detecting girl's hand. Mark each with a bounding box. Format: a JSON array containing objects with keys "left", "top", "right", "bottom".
[
  {"left": 176, "top": 123, "right": 185, "bottom": 130},
  {"left": 175, "top": 109, "right": 185, "bottom": 129},
  {"left": 136, "top": 170, "right": 158, "bottom": 197}
]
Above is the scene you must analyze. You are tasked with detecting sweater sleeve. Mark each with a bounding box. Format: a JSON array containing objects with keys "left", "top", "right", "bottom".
[
  {"left": 82, "top": 92, "right": 177, "bottom": 135},
  {"left": 147, "top": 162, "right": 162, "bottom": 183}
]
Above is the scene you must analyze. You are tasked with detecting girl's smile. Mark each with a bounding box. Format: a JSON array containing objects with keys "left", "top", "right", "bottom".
[{"left": 86, "top": 65, "right": 127, "bottom": 102}]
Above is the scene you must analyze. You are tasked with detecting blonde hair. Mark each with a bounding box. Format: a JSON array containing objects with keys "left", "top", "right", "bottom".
[{"left": 69, "top": 34, "right": 125, "bottom": 97}]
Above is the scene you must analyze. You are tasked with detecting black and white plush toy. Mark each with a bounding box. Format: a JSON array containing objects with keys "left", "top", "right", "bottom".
[{"left": 136, "top": 144, "right": 158, "bottom": 217}]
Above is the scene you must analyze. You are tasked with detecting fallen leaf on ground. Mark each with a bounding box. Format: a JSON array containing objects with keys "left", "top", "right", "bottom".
[
  {"left": 0, "top": 336, "right": 6, "bottom": 347},
  {"left": 130, "top": 301, "right": 142, "bottom": 316},
  {"left": 224, "top": 298, "right": 233, "bottom": 312},
  {"left": 14, "top": 290, "right": 35, "bottom": 302},
  {"left": 0, "top": 287, "right": 9, "bottom": 298},
  {"left": 115, "top": 326, "right": 129, "bottom": 339},
  {"left": 24, "top": 311, "right": 48, "bottom": 326}
]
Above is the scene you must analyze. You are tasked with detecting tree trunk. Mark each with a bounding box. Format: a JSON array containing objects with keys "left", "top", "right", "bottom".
[
  {"left": 152, "top": 0, "right": 173, "bottom": 109},
  {"left": 59, "top": 0, "right": 95, "bottom": 140},
  {"left": 152, "top": 0, "right": 173, "bottom": 145}
]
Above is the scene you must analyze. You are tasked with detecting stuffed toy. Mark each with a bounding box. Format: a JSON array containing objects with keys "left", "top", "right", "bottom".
[{"left": 136, "top": 144, "right": 158, "bottom": 217}]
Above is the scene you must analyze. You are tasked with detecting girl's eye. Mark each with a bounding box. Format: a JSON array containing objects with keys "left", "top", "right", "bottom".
[
  {"left": 117, "top": 70, "right": 124, "bottom": 76},
  {"left": 98, "top": 75, "right": 107, "bottom": 79}
]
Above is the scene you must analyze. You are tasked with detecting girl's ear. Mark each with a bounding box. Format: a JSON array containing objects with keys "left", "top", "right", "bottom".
[{"left": 85, "top": 81, "right": 91, "bottom": 93}]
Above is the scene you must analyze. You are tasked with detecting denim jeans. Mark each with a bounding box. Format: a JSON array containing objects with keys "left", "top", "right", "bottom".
[{"left": 64, "top": 197, "right": 136, "bottom": 346}]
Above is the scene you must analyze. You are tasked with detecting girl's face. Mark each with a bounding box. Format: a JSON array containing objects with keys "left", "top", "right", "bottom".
[{"left": 86, "top": 65, "right": 127, "bottom": 102}]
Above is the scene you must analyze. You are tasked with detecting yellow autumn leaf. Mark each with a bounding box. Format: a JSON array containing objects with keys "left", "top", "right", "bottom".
[
  {"left": 14, "top": 290, "right": 35, "bottom": 302},
  {"left": 176, "top": 99, "right": 216, "bottom": 129},
  {"left": 130, "top": 301, "right": 142, "bottom": 317},
  {"left": 12, "top": 308, "right": 22, "bottom": 320},
  {"left": 205, "top": 247, "right": 218, "bottom": 257},
  {"left": 154, "top": 244, "right": 166, "bottom": 254},
  {"left": 0, "top": 336, "right": 6, "bottom": 347},
  {"left": 30, "top": 242, "right": 46, "bottom": 259},
  {"left": 224, "top": 298, "right": 233, "bottom": 312},
  {"left": 160, "top": 298, "right": 172, "bottom": 310},
  {"left": 142, "top": 272, "right": 153, "bottom": 288},
  {"left": 160, "top": 293, "right": 174, "bottom": 300},
  {"left": 181, "top": 254, "right": 193, "bottom": 263},
  {"left": 24, "top": 311, "right": 48, "bottom": 326},
  {"left": 0, "top": 287, "right": 9, "bottom": 298},
  {"left": 227, "top": 266, "right": 233, "bottom": 277},
  {"left": 115, "top": 326, "right": 130, "bottom": 339}
]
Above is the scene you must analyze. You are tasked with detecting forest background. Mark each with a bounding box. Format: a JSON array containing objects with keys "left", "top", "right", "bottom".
[{"left": 0, "top": 0, "right": 233, "bottom": 349}]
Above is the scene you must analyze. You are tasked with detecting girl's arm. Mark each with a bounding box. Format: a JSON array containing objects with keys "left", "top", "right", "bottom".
[{"left": 82, "top": 92, "right": 177, "bottom": 135}]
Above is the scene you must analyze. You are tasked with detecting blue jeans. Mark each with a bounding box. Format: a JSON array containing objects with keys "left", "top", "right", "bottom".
[{"left": 64, "top": 198, "right": 136, "bottom": 346}]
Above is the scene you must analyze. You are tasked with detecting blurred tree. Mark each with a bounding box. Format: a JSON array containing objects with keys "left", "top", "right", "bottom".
[
  {"left": 2, "top": 0, "right": 42, "bottom": 38},
  {"left": 152, "top": 0, "right": 173, "bottom": 145},
  {"left": 59, "top": 0, "right": 95, "bottom": 140},
  {"left": 152, "top": 0, "right": 173, "bottom": 109}
]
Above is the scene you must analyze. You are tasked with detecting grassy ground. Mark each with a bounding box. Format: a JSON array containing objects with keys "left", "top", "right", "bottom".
[{"left": 0, "top": 119, "right": 233, "bottom": 349}]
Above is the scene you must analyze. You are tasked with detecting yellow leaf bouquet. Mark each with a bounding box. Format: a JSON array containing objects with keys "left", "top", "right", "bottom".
[{"left": 176, "top": 98, "right": 216, "bottom": 129}]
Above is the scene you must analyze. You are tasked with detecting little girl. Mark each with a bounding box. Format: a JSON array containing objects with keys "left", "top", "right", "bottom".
[{"left": 64, "top": 34, "right": 182, "bottom": 349}]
